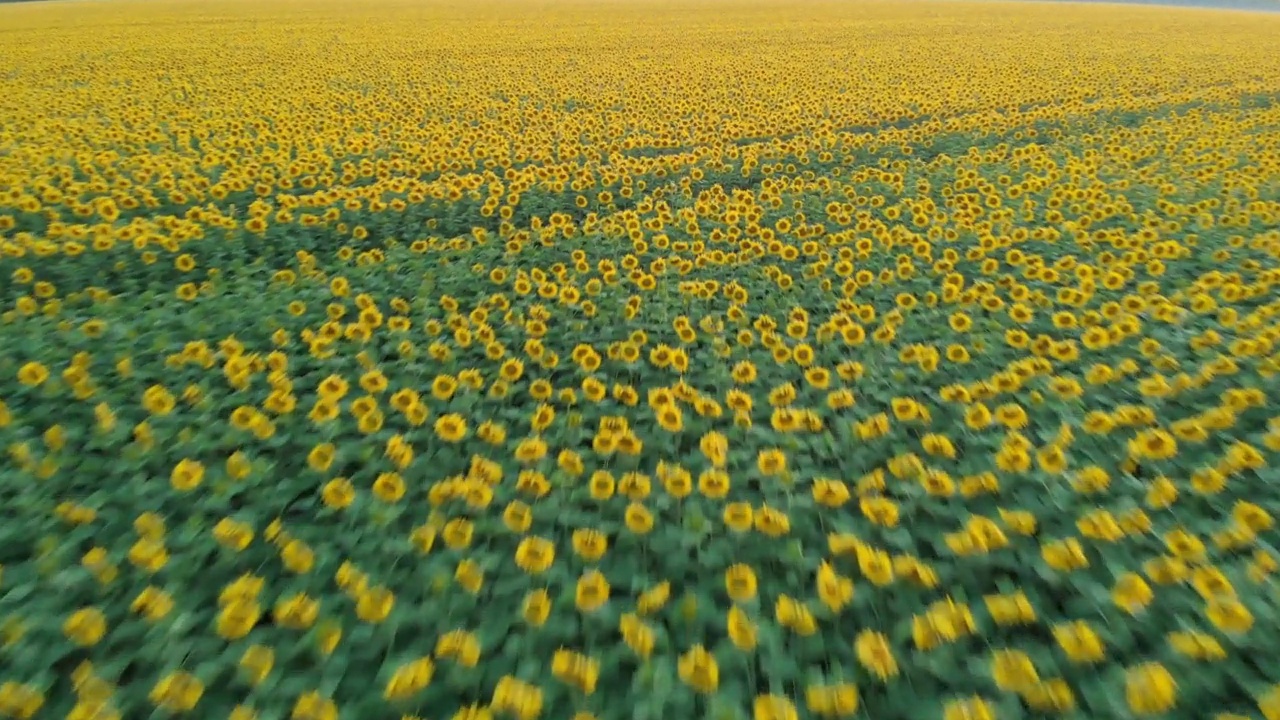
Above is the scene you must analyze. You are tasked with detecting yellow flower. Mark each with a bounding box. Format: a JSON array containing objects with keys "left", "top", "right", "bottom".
[
  {"left": 655, "top": 403, "right": 684, "bottom": 432},
  {"left": 281, "top": 540, "right": 315, "bottom": 573},
  {"left": 273, "top": 593, "right": 319, "bottom": 630},
  {"left": 921, "top": 433, "right": 956, "bottom": 458},
  {"left": 63, "top": 607, "right": 107, "bottom": 646},
  {"left": 128, "top": 538, "right": 169, "bottom": 572},
  {"left": 436, "top": 629, "right": 481, "bottom": 667},
  {"left": 1168, "top": 631, "right": 1226, "bottom": 661},
  {"left": 1165, "top": 528, "right": 1206, "bottom": 560},
  {"left": 757, "top": 448, "right": 787, "bottom": 476},
  {"left": 523, "top": 589, "right": 551, "bottom": 626},
  {"left": 16, "top": 362, "right": 50, "bottom": 387},
  {"left": 984, "top": 592, "right": 1036, "bottom": 626},
  {"left": 815, "top": 561, "right": 854, "bottom": 611},
  {"left": 612, "top": 610, "right": 653, "bottom": 656},
  {"left": 500, "top": 504, "right": 529, "bottom": 534},
  {"left": 1206, "top": 597, "right": 1253, "bottom": 633},
  {"left": 150, "top": 671, "right": 204, "bottom": 713},
  {"left": 587, "top": 470, "right": 616, "bottom": 500},
  {"left": 1143, "top": 555, "right": 1189, "bottom": 585},
  {"left": 356, "top": 586, "right": 395, "bottom": 623},
  {"left": 775, "top": 594, "right": 817, "bottom": 636},
  {"left": 1023, "top": 678, "right": 1075, "bottom": 713},
  {"left": 849, "top": 625, "right": 901, "bottom": 676},
  {"left": 942, "top": 697, "right": 995, "bottom": 720},
  {"left": 307, "top": 443, "right": 336, "bottom": 472},
  {"left": 131, "top": 586, "right": 174, "bottom": 621},
  {"left": 170, "top": 458, "right": 205, "bottom": 491},
  {"left": 1053, "top": 621, "right": 1105, "bottom": 664},
  {"left": 677, "top": 644, "right": 719, "bottom": 693},
  {"left": 754, "top": 695, "right": 798, "bottom": 720},
  {"left": 321, "top": 478, "right": 355, "bottom": 509},
  {"left": 572, "top": 529, "right": 608, "bottom": 561},
  {"left": 515, "top": 537, "right": 556, "bottom": 574},
  {"left": 219, "top": 574, "right": 264, "bottom": 606},
  {"left": 637, "top": 582, "right": 671, "bottom": 615},
  {"left": 805, "top": 683, "right": 857, "bottom": 717},
  {"left": 575, "top": 570, "right": 610, "bottom": 612},
  {"left": 1129, "top": 429, "right": 1178, "bottom": 460},
  {"left": 514, "top": 436, "right": 547, "bottom": 463},
  {"left": 1112, "top": 573, "right": 1154, "bottom": 614},
  {"left": 455, "top": 559, "right": 484, "bottom": 594},
  {"left": 0, "top": 682, "right": 43, "bottom": 719},
  {"left": 291, "top": 691, "right": 338, "bottom": 720},
  {"left": 859, "top": 496, "right": 899, "bottom": 527},
  {"left": 434, "top": 413, "right": 468, "bottom": 442},
  {"left": 1234, "top": 500, "right": 1273, "bottom": 532},
  {"left": 1192, "top": 566, "right": 1235, "bottom": 599},
  {"left": 226, "top": 451, "right": 253, "bottom": 480},
  {"left": 619, "top": 470, "right": 651, "bottom": 499},
  {"left": 445, "top": 705, "right": 491, "bottom": 720},
  {"left": 213, "top": 518, "right": 254, "bottom": 551},
  {"left": 856, "top": 546, "right": 894, "bottom": 585},
  {"left": 142, "top": 385, "right": 177, "bottom": 415},
  {"left": 991, "top": 649, "right": 1038, "bottom": 691},
  {"left": 551, "top": 649, "right": 599, "bottom": 695},
  {"left": 1126, "top": 663, "right": 1177, "bottom": 715},
  {"left": 624, "top": 503, "right": 654, "bottom": 534},
  {"left": 239, "top": 645, "right": 275, "bottom": 686},
  {"left": 491, "top": 677, "right": 540, "bottom": 720},
  {"left": 384, "top": 657, "right": 434, "bottom": 701},
  {"left": 964, "top": 403, "right": 992, "bottom": 429},
  {"left": 811, "top": 478, "right": 850, "bottom": 507},
  {"left": 372, "top": 472, "right": 406, "bottom": 503},
  {"left": 661, "top": 465, "right": 693, "bottom": 498},
  {"left": 1258, "top": 685, "right": 1280, "bottom": 720},
  {"left": 431, "top": 374, "right": 458, "bottom": 400},
  {"left": 698, "top": 469, "right": 731, "bottom": 499},
  {"left": 723, "top": 502, "right": 754, "bottom": 532},
  {"left": 755, "top": 505, "right": 791, "bottom": 537},
  {"left": 699, "top": 431, "right": 728, "bottom": 467},
  {"left": 1041, "top": 538, "right": 1089, "bottom": 571},
  {"left": 724, "top": 564, "right": 758, "bottom": 602}
]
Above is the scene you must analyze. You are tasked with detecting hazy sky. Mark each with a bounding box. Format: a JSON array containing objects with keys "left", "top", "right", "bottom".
[{"left": 1029, "top": 0, "right": 1279, "bottom": 10}]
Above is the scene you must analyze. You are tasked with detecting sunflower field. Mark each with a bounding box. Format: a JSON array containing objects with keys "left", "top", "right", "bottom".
[{"left": 3, "top": 0, "right": 1280, "bottom": 718}]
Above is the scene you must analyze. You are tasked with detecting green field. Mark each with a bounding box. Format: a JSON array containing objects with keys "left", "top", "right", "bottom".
[{"left": 3, "top": 0, "right": 1280, "bottom": 718}]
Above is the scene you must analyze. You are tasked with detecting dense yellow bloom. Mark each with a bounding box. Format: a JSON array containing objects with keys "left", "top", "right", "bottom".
[
  {"left": 754, "top": 695, "right": 798, "bottom": 720},
  {"left": 16, "top": 362, "right": 50, "bottom": 387},
  {"left": 677, "top": 645, "right": 719, "bottom": 693},
  {"left": 1126, "top": 663, "right": 1177, "bottom": 715},
  {"left": 942, "top": 697, "right": 996, "bottom": 720},
  {"left": 149, "top": 671, "right": 203, "bottom": 713},
  {"left": 63, "top": 607, "right": 107, "bottom": 647},
  {"left": 240, "top": 645, "right": 275, "bottom": 686},
  {"left": 2, "top": 0, "right": 1280, "bottom": 714},
  {"left": 854, "top": 629, "right": 898, "bottom": 680},
  {"left": 515, "top": 537, "right": 556, "bottom": 574},
  {"left": 1113, "top": 573, "right": 1154, "bottom": 614},
  {"left": 1053, "top": 621, "right": 1106, "bottom": 664},
  {"left": 384, "top": 657, "right": 434, "bottom": 701},
  {"left": 575, "top": 571, "right": 610, "bottom": 612},
  {"left": 551, "top": 649, "right": 599, "bottom": 695}
]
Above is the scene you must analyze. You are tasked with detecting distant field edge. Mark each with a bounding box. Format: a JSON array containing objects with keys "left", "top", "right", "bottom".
[{"left": 952, "top": 0, "right": 1280, "bottom": 14}]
